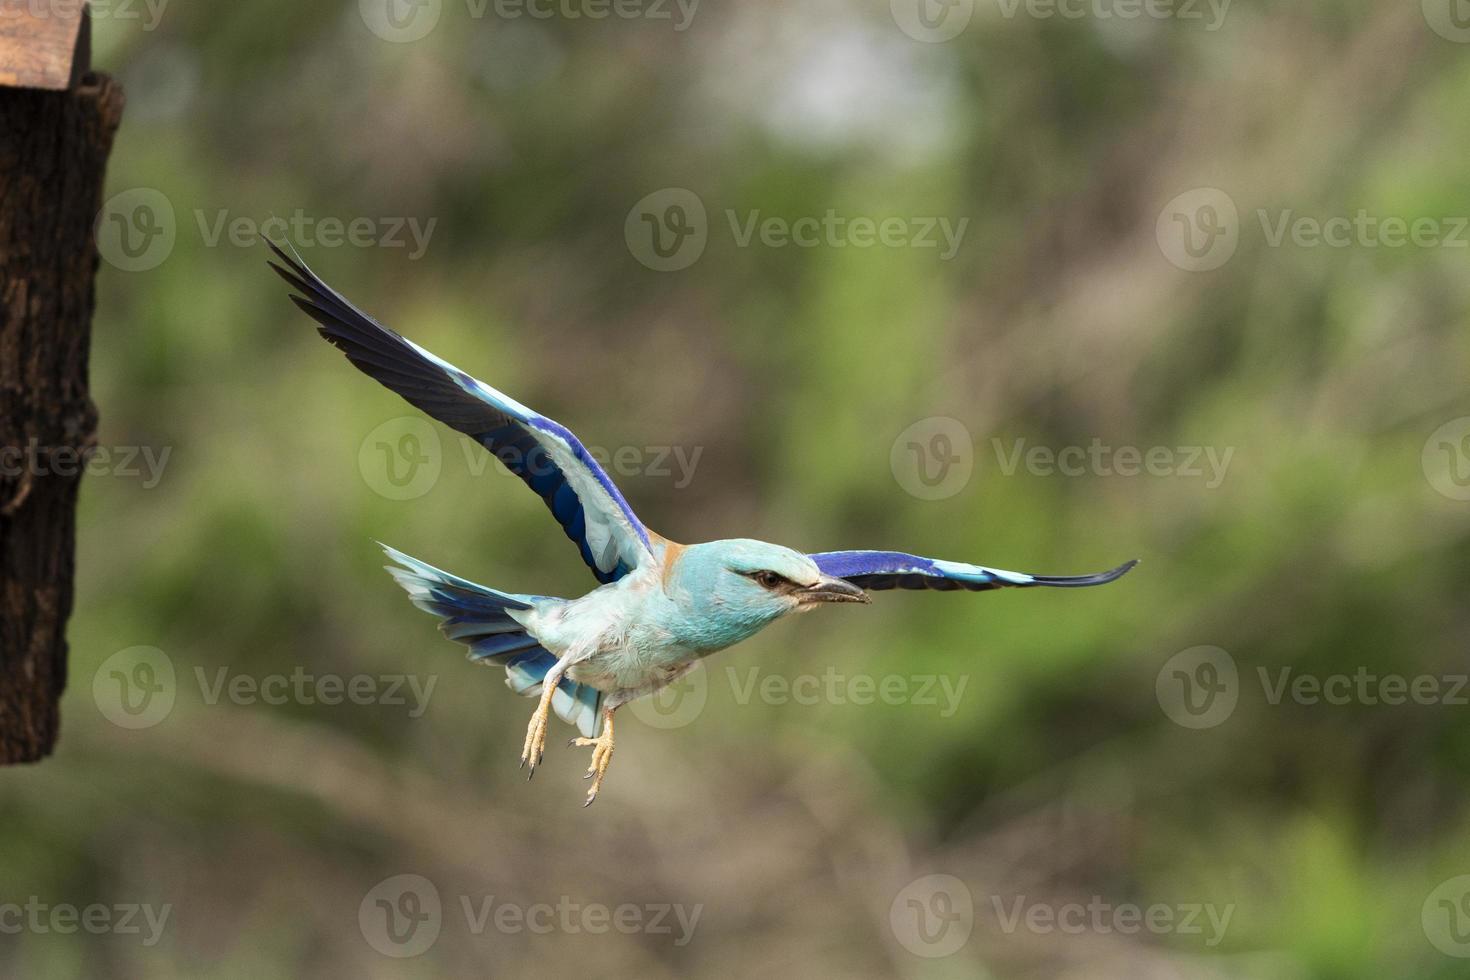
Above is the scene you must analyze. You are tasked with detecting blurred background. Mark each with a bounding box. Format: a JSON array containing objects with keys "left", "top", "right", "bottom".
[{"left": 5, "top": 0, "right": 1470, "bottom": 976}]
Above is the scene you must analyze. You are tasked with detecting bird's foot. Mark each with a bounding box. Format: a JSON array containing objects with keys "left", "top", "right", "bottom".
[
  {"left": 570, "top": 731, "right": 615, "bottom": 806},
  {"left": 520, "top": 700, "right": 552, "bottom": 776}
]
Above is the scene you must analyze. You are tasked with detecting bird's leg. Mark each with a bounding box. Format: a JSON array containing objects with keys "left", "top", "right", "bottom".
[
  {"left": 570, "top": 705, "right": 617, "bottom": 806},
  {"left": 520, "top": 658, "right": 569, "bottom": 776}
]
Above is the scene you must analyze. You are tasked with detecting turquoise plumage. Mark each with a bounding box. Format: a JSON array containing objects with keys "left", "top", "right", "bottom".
[{"left": 269, "top": 242, "right": 1136, "bottom": 805}]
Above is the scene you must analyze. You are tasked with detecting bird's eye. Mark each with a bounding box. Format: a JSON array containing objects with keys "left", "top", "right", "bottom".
[{"left": 754, "top": 571, "right": 785, "bottom": 590}]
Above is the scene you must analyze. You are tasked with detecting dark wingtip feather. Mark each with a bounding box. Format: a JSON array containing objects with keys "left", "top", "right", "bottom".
[
  {"left": 264, "top": 236, "right": 304, "bottom": 272},
  {"left": 1030, "top": 558, "right": 1139, "bottom": 588}
]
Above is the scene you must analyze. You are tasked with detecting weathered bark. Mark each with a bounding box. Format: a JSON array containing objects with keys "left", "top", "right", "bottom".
[{"left": 0, "top": 73, "right": 124, "bottom": 763}]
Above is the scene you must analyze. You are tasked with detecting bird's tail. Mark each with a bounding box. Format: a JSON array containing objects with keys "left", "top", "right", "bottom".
[{"left": 379, "top": 544, "right": 604, "bottom": 737}]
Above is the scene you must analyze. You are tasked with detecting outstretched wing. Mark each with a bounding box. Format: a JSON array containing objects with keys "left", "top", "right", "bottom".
[
  {"left": 268, "top": 241, "right": 653, "bottom": 584},
  {"left": 809, "top": 551, "right": 1137, "bottom": 593}
]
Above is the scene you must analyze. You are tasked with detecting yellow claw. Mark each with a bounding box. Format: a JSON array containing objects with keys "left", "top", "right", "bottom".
[
  {"left": 571, "top": 709, "right": 616, "bottom": 805},
  {"left": 520, "top": 683, "right": 556, "bottom": 775}
]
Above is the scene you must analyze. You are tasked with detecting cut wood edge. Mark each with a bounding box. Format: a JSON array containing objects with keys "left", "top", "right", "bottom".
[{"left": 0, "top": 0, "right": 89, "bottom": 91}]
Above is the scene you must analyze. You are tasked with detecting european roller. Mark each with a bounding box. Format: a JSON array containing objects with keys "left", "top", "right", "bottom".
[{"left": 268, "top": 242, "right": 1137, "bottom": 805}]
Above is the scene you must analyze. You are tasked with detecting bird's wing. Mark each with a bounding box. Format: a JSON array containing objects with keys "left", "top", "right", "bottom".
[
  {"left": 808, "top": 550, "right": 1137, "bottom": 593},
  {"left": 268, "top": 241, "right": 654, "bottom": 584}
]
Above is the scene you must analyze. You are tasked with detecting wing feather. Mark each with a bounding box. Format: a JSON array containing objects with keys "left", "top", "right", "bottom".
[
  {"left": 809, "top": 550, "right": 1137, "bottom": 593},
  {"left": 269, "top": 241, "right": 653, "bottom": 584}
]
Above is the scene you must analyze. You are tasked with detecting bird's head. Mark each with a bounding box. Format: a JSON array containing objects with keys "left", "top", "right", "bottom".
[{"left": 664, "top": 538, "right": 870, "bottom": 650}]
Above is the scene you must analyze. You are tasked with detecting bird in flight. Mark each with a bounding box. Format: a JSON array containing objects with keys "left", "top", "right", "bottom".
[{"left": 268, "top": 242, "right": 1137, "bottom": 805}]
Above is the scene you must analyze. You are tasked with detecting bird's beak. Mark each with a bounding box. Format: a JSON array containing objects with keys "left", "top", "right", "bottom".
[{"left": 799, "top": 575, "right": 871, "bottom": 605}]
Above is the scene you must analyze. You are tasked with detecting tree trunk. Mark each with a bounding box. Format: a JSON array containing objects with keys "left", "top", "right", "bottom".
[{"left": 0, "top": 73, "right": 124, "bottom": 764}]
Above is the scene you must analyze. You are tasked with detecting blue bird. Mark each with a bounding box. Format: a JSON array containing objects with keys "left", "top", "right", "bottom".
[{"left": 268, "top": 242, "right": 1137, "bottom": 805}]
